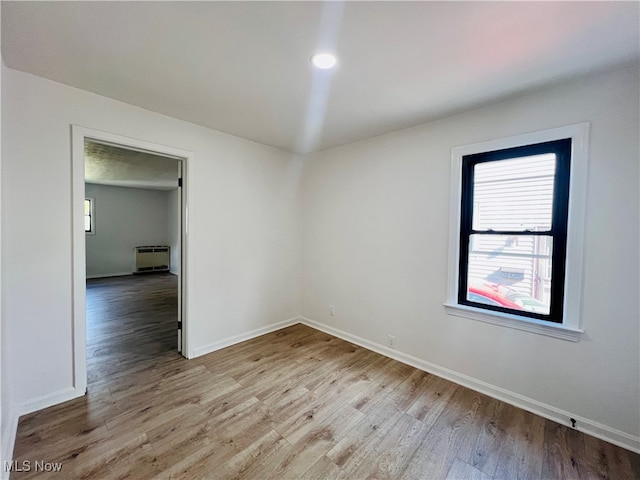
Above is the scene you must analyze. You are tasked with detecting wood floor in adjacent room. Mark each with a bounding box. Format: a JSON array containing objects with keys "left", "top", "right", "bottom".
[{"left": 11, "top": 274, "right": 640, "bottom": 479}]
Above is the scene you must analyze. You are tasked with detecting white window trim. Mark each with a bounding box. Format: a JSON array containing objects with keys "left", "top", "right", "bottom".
[
  {"left": 85, "top": 197, "right": 95, "bottom": 235},
  {"left": 444, "top": 123, "right": 589, "bottom": 342}
]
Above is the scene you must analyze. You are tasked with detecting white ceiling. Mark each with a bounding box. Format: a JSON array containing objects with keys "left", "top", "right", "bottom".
[
  {"left": 85, "top": 141, "right": 180, "bottom": 191},
  {"left": 3, "top": 2, "right": 639, "bottom": 154}
]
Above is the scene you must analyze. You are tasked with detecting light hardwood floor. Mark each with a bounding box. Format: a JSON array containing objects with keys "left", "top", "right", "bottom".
[{"left": 11, "top": 274, "right": 640, "bottom": 479}]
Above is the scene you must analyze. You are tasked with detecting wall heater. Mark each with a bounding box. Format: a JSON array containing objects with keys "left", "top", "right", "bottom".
[{"left": 134, "top": 246, "right": 170, "bottom": 273}]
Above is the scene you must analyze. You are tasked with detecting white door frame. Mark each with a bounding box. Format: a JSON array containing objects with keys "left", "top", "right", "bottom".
[{"left": 71, "top": 125, "right": 192, "bottom": 394}]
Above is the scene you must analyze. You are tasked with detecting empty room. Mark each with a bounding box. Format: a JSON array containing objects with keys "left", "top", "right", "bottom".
[{"left": 1, "top": 2, "right": 639, "bottom": 479}]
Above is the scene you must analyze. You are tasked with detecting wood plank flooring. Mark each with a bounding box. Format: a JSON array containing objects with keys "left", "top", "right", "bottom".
[{"left": 11, "top": 274, "right": 640, "bottom": 479}]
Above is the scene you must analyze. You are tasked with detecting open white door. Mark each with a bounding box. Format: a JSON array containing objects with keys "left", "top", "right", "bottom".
[{"left": 177, "top": 160, "right": 184, "bottom": 354}]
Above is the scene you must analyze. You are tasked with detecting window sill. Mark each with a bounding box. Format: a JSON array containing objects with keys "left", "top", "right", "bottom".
[{"left": 443, "top": 303, "right": 583, "bottom": 342}]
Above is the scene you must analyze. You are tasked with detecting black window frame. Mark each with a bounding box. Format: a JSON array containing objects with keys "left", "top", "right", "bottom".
[
  {"left": 457, "top": 138, "right": 572, "bottom": 323},
  {"left": 84, "top": 197, "right": 94, "bottom": 234}
]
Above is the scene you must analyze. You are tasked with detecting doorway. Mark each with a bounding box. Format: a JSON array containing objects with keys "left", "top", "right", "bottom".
[{"left": 72, "top": 126, "right": 191, "bottom": 395}]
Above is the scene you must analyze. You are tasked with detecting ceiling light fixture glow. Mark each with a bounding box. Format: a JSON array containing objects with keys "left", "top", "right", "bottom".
[{"left": 311, "top": 53, "right": 337, "bottom": 69}]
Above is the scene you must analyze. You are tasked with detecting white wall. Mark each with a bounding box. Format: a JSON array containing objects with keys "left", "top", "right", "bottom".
[
  {"left": 1, "top": 66, "right": 302, "bottom": 424},
  {"left": 0, "top": 12, "right": 7, "bottom": 471},
  {"left": 167, "top": 188, "right": 180, "bottom": 275},
  {"left": 301, "top": 65, "right": 640, "bottom": 446},
  {"left": 85, "top": 184, "right": 170, "bottom": 277}
]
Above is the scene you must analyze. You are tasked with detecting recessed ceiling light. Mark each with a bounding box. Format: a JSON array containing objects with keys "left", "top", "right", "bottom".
[{"left": 311, "top": 53, "right": 337, "bottom": 69}]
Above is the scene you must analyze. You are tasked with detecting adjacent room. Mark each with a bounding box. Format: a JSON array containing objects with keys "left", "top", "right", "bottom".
[
  {"left": 84, "top": 140, "right": 184, "bottom": 369},
  {"left": 1, "top": 2, "right": 638, "bottom": 479}
]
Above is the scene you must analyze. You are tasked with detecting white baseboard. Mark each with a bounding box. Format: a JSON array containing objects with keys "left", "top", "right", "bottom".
[
  {"left": 1, "top": 410, "right": 19, "bottom": 480},
  {"left": 299, "top": 316, "right": 640, "bottom": 454},
  {"left": 189, "top": 317, "right": 300, "bottom": 359},
  {"left": 86, "top": 272, "right": 133, "bottom": 279},
  {"left": 1, "top": 386, "right": 84, "bottom": 474},
  {"left": 16, "top": 386, "right": 84, "bottom": 418}
]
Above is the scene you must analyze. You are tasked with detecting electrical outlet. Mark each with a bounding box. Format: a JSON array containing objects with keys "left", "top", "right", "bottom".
[
  {"left": 387, "top": 335, "right": 396, "bottom": 349},
  {"left": 329, "top": 304, "right": 335, "bottom": 316}
]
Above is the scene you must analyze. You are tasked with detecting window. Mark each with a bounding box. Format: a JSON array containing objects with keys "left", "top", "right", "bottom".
[
  {"left": 459, "top": 139, "right": 570, "bottom": 323},
  {"left": 85, "top": 198, "right": 95, "bottom": 234},
  {"left": 445, "top": 124, "right": 589, "bottom": 341}
]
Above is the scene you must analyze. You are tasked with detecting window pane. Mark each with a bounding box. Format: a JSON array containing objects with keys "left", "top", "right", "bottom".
[
  {"left": 467, "top": 233, "right": 551, "bottom": 315},
  {"left": 85, "top": 215, "right": 91, "bottom": 232},
  {"left": 473, "top": 154, "right": 556, "bottom": 232},
  {"left": 84, "top": 199, "right": 91, "bottom": 215}
]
